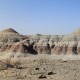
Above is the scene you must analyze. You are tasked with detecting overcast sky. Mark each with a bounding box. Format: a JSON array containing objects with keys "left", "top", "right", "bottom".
[{"left": 0, "top": 0, "right": 80, "bottom": 35}]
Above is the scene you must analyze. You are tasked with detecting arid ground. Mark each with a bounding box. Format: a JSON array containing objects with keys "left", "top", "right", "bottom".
[
  {"left": 0, "top": 28, "right": 80, "bottom": 80},
  {"left": 0, "top": 54, "right": 80, "bottom": 80}
]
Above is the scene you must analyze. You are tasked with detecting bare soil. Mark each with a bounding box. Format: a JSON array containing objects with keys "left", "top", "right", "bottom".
[{"left": 0, "top": 54, "right": 80, "bottom": 80}]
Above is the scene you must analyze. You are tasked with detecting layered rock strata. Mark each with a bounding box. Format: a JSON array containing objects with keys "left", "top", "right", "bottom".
[{"left": 0, "top": 28, "right": 80, "bottom": 57}]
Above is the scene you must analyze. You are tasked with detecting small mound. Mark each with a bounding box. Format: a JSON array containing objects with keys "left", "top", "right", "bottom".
[
  {"left": 0, "top": 28, "right": 27, "bottom": 44},
  {"left": 0, "top": 28, "right": 18, "bottom": 34}
]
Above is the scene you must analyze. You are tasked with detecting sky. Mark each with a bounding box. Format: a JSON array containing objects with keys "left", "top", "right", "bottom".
[{"left": 0, "top": 0, "right": 80, "bottom": 35}]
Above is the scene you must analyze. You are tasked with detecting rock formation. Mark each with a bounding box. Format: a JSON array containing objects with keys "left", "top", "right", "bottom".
[{"left": 0, "top": 28, "right": 80, "bottom": 57}]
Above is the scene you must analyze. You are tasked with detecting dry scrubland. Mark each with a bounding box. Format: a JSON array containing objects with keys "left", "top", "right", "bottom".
[{"left": 0, "top": 54, "right": 79, "bottom": 80}]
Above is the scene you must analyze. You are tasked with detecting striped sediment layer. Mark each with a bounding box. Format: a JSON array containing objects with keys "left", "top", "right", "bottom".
[{"left": 0, "top": 28, "right": 80, "bottom": 57}]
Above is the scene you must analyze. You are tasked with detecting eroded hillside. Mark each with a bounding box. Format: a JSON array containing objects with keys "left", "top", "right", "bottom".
[{"left": 0, "top": 28, "right": 80, "bottom": 57}]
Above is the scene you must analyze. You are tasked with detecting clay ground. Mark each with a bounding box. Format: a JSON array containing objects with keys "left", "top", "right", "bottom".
[{"left": 0, "top": 54, "right": 80, "bottom": 80}]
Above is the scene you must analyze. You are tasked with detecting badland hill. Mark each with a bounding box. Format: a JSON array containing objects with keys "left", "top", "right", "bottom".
[{"left": 0, "top": 28, "right": 80, "bottom": 57}]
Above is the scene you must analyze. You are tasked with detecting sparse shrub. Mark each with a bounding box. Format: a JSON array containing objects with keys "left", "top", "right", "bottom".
[
  {"left": 3, "top": 58, "right": 22, "bottom": 69},
  {"left": 10, "top": 59, "right": 21, "bottom": 69},
  {"left": 0, "top": 61, "right": 8, "bottom": 70}
]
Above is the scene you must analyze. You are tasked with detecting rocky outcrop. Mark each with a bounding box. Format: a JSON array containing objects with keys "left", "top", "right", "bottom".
[
  {"left": 36, "top": 37, "right": 51, "bottom": 54},
  {"left": 0, "top": 28, "right": 80, "bottom": 57}
]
